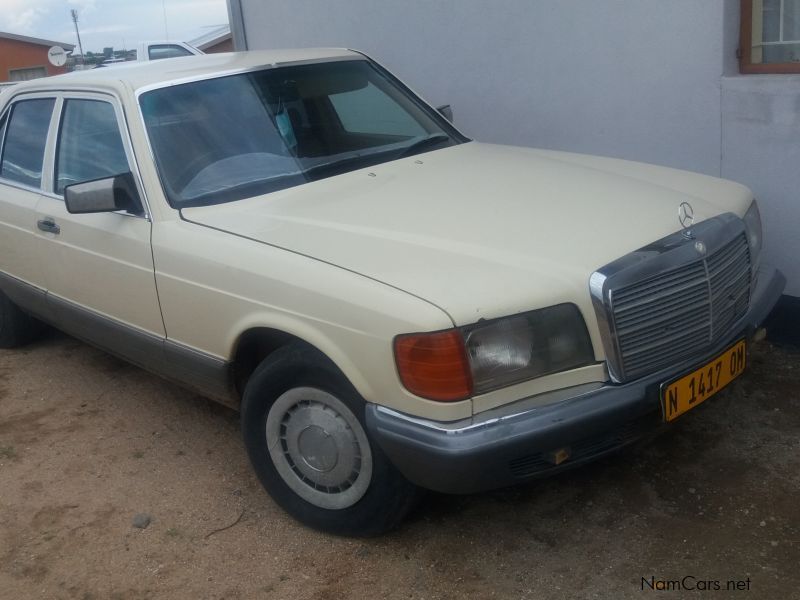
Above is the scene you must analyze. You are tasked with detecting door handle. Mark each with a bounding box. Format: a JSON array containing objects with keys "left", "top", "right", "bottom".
[{"left": 37, "top": 218, "right": 61, "bottom": 235}]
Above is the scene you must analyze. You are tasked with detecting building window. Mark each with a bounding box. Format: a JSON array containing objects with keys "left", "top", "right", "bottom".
[
  {"left": 741, "top": 0, "right": 800, "bottom": 72},
  {"left": 8, "top": 66, "right": 47, "bottom": 81}
]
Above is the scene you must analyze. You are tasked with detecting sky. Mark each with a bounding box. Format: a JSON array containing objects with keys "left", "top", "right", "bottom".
[{"left": 0, "top": 0, "right": 229, "bottom": 53}]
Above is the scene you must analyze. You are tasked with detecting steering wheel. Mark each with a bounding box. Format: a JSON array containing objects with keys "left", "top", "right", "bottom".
[{"left": 171, "top": 151, "right": 218, "bottom": 192}]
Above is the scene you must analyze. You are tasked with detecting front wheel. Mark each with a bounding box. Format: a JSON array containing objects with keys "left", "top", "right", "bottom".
[{"left": 241, "top": 344, "right": 421, "bottom": 536}]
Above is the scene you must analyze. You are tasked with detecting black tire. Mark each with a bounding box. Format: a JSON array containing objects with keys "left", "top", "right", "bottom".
[
  {"left": 241, "top": 343, "right": 422, "bottom": 536},
  {"left": 0, "top": 290, "right": 44, "bottom": 349}
]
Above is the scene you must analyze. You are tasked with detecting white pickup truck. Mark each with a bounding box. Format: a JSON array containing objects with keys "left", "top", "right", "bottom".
[
  {"left": 135, "top": 41, "right": 203, "bottom": 61},
  {"left": 99, "top": 41, "right": 203, "bottom": 66},
  {"left": 97, "top": 40, "right": 205, "bottom": 68}
]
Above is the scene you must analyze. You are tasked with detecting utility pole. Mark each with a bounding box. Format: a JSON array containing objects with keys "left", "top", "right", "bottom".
[{"left": 71, "top": 9, "right": 85, "bottom": 65}]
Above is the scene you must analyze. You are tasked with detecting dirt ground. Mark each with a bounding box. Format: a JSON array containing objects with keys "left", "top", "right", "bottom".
[{"left": 0, "top": 332, "right": 798, "bottom": 600}]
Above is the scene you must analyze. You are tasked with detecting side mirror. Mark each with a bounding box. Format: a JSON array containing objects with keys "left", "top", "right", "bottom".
[
  {"left": 64, "top": 172, "right": 142, "bottom": 215},
  {"left": 436, "top": 104, "right": 453, "bottom": 123}
]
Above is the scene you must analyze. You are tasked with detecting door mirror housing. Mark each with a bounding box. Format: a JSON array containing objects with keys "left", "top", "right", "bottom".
[
  {"left": 64, "top": 172, "right": 143, "bottom": 215},
  {"left": 436, "top": 104, "right": 453, "bottom": 123}
]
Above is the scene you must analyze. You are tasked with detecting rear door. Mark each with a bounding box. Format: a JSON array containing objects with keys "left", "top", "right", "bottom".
[
  {"left": 35, "top": 92, "right": 165, "bottom": 354},
  {"left": 0, "top": 95, "right": 56, "bottom": 317}
]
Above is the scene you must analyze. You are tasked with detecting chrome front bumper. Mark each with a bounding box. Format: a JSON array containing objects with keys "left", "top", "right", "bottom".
[{"left": 366, "top": 265, "right": 786, "bottom": 494}]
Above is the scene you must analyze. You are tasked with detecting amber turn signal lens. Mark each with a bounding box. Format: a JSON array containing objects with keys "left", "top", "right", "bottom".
[{"left": 394, "top": 330, "right": 473, "bottom": 401}]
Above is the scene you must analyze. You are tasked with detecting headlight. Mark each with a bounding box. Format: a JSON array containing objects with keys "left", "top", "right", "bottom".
[
  {"left": 743, "top": 200, "right": 763, "bottom": 271},
  {"left": 463, "top": 304, "right": 595, "bottom": 395},
  {"left": 394, "top": 304, "right": 595, "bottom": 401}
]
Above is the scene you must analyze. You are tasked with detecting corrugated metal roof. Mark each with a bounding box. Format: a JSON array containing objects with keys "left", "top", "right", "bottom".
[
  {"left": 189, "top": 25, "right": 232, "bottom": 51},
  {"left": 0, "top": 31, "right": 75, "bottom": 50}
]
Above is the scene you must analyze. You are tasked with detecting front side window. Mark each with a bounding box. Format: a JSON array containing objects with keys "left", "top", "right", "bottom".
[
  {"left": 148, "top": 45, "right": 194, "bottom": 60},
  {"left": 140, "top": 59, "right": 465, "bottom": 207},
  {"left": 55, "top": 99, "right": 130, "bottom": 195},
  {"left": 0, "top": 98, "right": 55, "bottom": 188},
  {"left": 741, "top": 0, "right": 800, "bottom": 72}
]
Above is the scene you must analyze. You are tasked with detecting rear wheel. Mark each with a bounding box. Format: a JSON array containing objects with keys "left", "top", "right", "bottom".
[
  {"left": 0, "top": 291, "right": 43, "bottom": 349},
  {"left": 241, "top": 343, "right": 421, "bottom": 536}
]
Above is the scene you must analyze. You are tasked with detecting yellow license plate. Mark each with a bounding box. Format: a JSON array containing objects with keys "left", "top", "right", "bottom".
[{"left": 661, "top": 340, "right": 746, "bottom": 422}]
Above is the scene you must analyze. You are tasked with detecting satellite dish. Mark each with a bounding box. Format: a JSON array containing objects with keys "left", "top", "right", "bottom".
[{"left": 48, "top": 46, "right": 67, "bottom": 67}]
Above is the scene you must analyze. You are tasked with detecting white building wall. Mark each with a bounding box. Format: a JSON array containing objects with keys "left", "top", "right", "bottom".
[
  {"left": 232, "top": 0, "right": 800, "bottom": 297},
  {"left": 721, "top": 76, "right": 800, "bottom": 296}
]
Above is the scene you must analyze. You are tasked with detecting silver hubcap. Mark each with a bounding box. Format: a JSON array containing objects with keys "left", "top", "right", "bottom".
[{"left": 266, "top": 387, "right": 373, "bottom": 510}]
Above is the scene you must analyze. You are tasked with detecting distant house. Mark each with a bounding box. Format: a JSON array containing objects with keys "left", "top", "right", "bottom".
[
  {"left": 190, "top": 25, "right": 232, "bottom": 53},
  {"left": 0, "top": 32, "right": 75, "bottom": 82}
]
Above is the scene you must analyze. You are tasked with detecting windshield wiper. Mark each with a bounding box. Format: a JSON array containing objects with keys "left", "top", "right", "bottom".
[
  {"left": 300, "top": 135, "right": 452, "bottom": 181},
  {"left": 303, "top": 152, "right": 391, "bottom": 180},
  {"left": 396, "top": 134, "right": 451, "bottom": 159}
]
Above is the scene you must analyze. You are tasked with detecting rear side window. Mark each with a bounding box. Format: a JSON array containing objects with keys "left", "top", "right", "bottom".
[
  {"left": 0, "top": 98, "right": 55, "bottom": 188},
  {"left": 55, "top": 99, "right": 129, "bottom": 195},
  {"left": 0, "top": 110, "right": 7, "bottom": 150}
]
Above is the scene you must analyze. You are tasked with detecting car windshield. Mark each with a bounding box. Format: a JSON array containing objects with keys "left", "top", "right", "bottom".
[{"left": 139, "top": 59, "right": 464, "bottom": 207}]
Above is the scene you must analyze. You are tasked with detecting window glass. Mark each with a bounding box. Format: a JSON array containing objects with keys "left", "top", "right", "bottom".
[
  {"left": 55, "top": 99, "right": 129, "bottom": 194},
  {"left": 148, "top": 45, "right": 194, "bottom": 60},
  {"left": 785, "top": 0, "right": 800, "bottom": 39},
  {"left": 750, "top": 0, "right": 800, "bottom": 65},
  {"left": 140, "top": 60, "right": 462, "bottom": 208},
  {"left": 329, "top": 82, "right": 427, "bottom": 136},
  {"left": 762, "top": 0, "right": 781, "bottom": 42},
  {"left": 0, "top": 98, "right": 55, "bottom": 188}
]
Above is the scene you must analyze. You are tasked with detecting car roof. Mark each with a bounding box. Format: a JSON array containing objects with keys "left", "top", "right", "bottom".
[{"left": 6, "top": 48, "right": 361, "bottom": 97}]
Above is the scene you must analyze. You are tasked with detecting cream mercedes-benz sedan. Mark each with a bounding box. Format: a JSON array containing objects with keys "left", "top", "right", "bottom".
[{"left": 0, "top": 49, "right": 785, "bottom": 535}]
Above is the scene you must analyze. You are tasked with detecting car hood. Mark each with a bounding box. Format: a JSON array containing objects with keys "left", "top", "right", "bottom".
[{"left": 182, "top": 142, "right": 752, "bottom": 327}]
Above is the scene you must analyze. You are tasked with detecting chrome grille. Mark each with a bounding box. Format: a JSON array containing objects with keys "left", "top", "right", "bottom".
[
  {"left": 599, "top": 228, "right": 751, "bottom": 381},
  {"left": 708, "top": 234, "right": 752, "bottom": 342}
]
